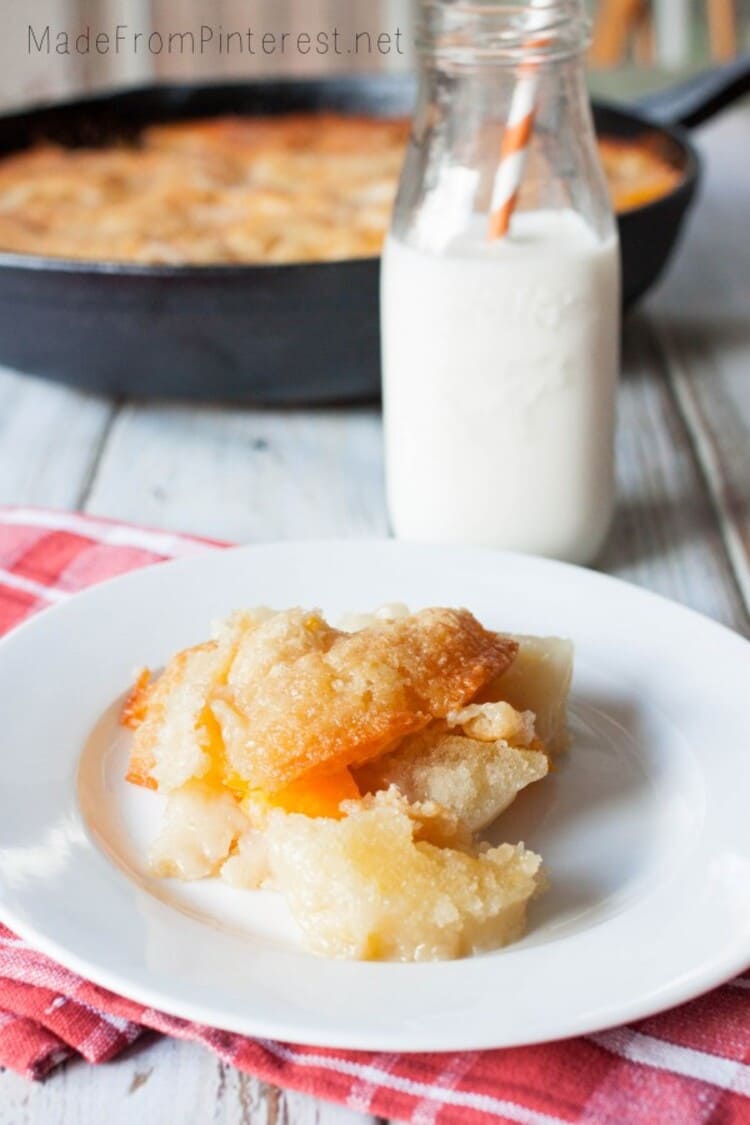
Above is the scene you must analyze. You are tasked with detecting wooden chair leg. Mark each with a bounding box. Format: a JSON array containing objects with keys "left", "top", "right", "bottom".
[
  {"left": 633, "top": 4, "right": 655, "bottom": 63},
  {"left": 590, "top": 0, "right": 647, "bottom": 66},
  {"left": 707, "top": 0, "right": 738, "bottom": 59}
]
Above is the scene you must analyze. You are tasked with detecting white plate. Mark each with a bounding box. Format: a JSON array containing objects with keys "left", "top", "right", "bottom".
[{"left": 1, "top": 540, "right": 749, "bottom": 1053}]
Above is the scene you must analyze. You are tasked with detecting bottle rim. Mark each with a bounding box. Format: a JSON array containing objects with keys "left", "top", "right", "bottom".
[{"left": 416, "top": 0, "right": 591, "bottom": 64}]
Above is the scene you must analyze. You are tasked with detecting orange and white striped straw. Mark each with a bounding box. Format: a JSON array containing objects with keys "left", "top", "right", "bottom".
[{"left": 488, "top": 8, "right": 550, "bottom": 240}]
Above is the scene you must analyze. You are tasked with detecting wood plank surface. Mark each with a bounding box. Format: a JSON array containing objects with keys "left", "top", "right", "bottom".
[
  {"left": 85, "top": 405, "right": 389, "bottom": 542},
  {"left": 649, "top": 105, "right": 750, "bottom": 618},
  {"left": 0, "top": 367, "right": 114, "bottom": 510},
  {"left": 600, "top": 315, "right": 748, "bottom": 631},
  {"left": 0, "top": 1035, "right": 375, "bottom": 1125}
]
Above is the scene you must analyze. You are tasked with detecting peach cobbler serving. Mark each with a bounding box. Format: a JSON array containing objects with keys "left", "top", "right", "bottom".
[
  {"left": 122, "top": 605, "right": 573, "bottom": 961},
  {"left": 0, "top": 115, "right": 410, "bottom": 266},
  {"left": 0, "top": 111, "right": 680, "bottom": 266}
]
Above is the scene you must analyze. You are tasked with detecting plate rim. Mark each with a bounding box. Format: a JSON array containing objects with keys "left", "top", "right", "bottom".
[
  {"left": 5, "top": 902, "right": 750, "bottom": 1054},
  {"left": 2, "top": 535, "right": 749, "bottom": 665}
]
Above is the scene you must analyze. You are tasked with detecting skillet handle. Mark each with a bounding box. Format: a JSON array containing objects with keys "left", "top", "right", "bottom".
[{"left": 636, "top": 53, "right": 750, "bottom": 129}]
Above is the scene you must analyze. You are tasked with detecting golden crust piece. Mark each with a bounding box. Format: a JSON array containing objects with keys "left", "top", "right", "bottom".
[
  {"left": 124, "top": 607, "right": 517, "bottom": 796},
  {"left": 480, "top": 635, "right": 573, "bottom": 754},
  {"left": 123, "top": 609, "right": 278, "bottom": 792},
  {"left": 123, "top": 668, "right": 157, "bottom": 788},
  {"left": 125, "top": 751, "right": 158, "bottom": 790},
  {"left": 214, "top": 608, "right": 517, "bottom": 792},
  {"left": 125, "top": 640, "right": 230, "bottom": 792},
  {"left": 354, "top": 726, "right": 548, "bottom": 833},
  {"left": 121, "top": 667, "right": 153, "bottom": 729}
]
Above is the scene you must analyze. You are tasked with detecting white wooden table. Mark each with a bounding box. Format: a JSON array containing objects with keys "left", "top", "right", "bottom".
[{"left": 0, "top": 103, "right": 748, "bottom": 1125}]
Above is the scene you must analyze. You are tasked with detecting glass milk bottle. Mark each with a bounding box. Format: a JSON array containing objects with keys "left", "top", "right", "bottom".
[{"left": 381, "top": 0, "right": 620, "bottom": 565}]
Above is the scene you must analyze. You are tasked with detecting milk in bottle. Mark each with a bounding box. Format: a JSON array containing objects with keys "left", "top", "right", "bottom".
[{"left": 381, "top": 0, "right": 620, "bottom": 564}]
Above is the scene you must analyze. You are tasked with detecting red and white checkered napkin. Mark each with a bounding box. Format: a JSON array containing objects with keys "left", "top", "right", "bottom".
[{"left": 1, "top": 506, "right": 749, "bottom": 1123}]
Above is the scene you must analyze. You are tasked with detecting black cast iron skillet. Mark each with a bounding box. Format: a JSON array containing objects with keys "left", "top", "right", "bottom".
[{"left": 0, "top": 56, "right": 747, "bottom": 404}]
